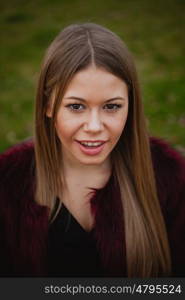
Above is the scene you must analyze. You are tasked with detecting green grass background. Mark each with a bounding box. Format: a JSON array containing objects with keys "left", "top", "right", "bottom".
[{"left": 0, "top": 0, "right": 185, "bottom": 153}]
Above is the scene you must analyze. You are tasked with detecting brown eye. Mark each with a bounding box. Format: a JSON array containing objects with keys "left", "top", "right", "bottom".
[
  {"left": 104, "top": 104, "right": 122, "bottom": 111},
  {"left": 66, "top": 104, "right": 85, "bottom": 111}
]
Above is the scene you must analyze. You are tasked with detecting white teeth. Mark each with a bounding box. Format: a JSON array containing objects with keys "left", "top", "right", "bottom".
[{"left": 80, "top": 141, "right": 103, "bottom": 147}]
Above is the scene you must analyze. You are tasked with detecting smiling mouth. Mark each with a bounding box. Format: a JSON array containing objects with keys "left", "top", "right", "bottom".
[
  {"left": 77, "top": 141, "right": 106, "bottom": 148},
  {"left": 75, "top": 140, "right": 106, "bottom": 156}
]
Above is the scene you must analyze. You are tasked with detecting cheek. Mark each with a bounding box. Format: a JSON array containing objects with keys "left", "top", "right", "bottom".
[
  {"left": 55, "top": 117, "right": 81, "bottom": 141},
  {"left": 109, "top": 114, "right": 128, "bottom": 138}
]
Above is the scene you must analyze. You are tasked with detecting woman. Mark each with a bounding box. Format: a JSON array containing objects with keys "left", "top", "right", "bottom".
[{"left": 0, "top": 23, "right": 185, "bottom": 278}]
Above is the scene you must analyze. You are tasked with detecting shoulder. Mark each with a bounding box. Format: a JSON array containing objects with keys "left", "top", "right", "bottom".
[
  {"left": 0, "top": 139, "right": 35, "bottom": 205},
  {"left": 150, "top": 136, "right": 185, "bottom": 189},
  {"left": 150, "top": 136, "right": 185, "bottom": 172},
  {"left": 0, "top": 139, "right": 35, "bottom": 175},
  {"left": 149, "top": 136, "right": 185, "bottom": 214}
]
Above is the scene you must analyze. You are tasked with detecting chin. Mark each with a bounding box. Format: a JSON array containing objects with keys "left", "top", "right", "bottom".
[
  {"left": 81, "top": 161, "right": 104, "bottom": 166},
  {"left": 77, "top": 156, "right": 108, "bottom": 166}
]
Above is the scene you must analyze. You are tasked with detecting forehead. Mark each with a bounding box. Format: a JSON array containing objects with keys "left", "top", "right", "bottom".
[{"left": 63, "top": 66, "right": 128, "bottom": 99}]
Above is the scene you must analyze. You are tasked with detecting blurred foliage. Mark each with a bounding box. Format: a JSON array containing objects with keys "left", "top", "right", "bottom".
[{"left": 0, "top": 0, "right": 185, "bottom": 153}]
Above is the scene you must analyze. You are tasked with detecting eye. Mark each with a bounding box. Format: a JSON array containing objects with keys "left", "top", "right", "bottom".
[
  {"left": 66, "top": 103, "right": 85, "bottom": 111},
  {"left": 103, "top": 103, "right": 122, "bottom": 111}
]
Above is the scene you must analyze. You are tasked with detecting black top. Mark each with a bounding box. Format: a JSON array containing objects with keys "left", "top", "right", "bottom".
[{"left": 48, "top": 204, "right": 104, "bottom": 277}]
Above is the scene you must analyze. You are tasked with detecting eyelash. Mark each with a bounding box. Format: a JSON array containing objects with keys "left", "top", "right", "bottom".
[{"left": 65, "top": 103, "right": 122, "bottom": 112}]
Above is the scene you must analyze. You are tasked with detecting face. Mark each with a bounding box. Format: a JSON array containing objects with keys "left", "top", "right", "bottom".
[{"left": 47, "top": 66, "right": 129, "bottom": 168}]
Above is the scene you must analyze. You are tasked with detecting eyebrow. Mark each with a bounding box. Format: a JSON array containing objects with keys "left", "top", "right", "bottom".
[{"left": 63, "top": 96, "right": 126, "bottom": 103}]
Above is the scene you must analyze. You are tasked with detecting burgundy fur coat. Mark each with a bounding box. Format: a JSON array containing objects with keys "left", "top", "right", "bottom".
[{"left": 0, "top": 137, "right": 185, "bottom": 277}]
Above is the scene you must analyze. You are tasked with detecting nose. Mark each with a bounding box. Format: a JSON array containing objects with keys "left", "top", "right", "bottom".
[{"left": 84, "top": 110, "right": 103, "bottom": 133}]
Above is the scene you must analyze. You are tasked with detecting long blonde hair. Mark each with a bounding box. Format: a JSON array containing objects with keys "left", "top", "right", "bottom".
[{"left": 34, "top": 23, "right": 171, "bottom": 277}]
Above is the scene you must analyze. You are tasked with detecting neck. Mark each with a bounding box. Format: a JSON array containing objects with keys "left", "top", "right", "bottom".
[{"left": 62, "top": 158, "right": 112, "bottom": 190}]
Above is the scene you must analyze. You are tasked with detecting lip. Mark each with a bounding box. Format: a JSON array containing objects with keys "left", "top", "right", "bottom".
[{"left": 75, "top": 140, "right": 106, "bottom": 156}]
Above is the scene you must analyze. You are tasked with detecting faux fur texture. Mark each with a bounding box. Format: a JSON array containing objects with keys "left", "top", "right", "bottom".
[{"left": 0, "top": 137, "right": 185, "bottom": 277}]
